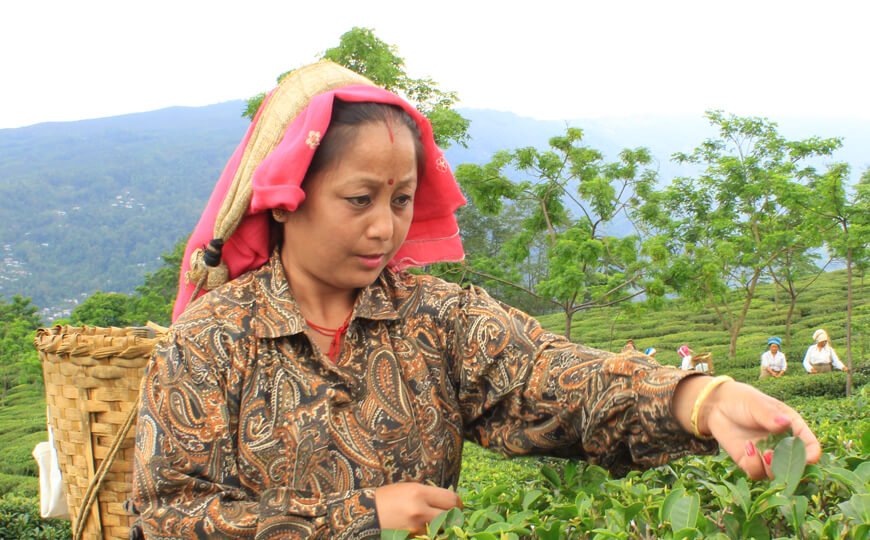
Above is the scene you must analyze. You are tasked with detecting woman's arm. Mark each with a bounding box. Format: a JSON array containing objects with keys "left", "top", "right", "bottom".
[
  {"left": 830, "top": 348, "right": 847, "bottom": 371},
  {"left": 133, "top": 332, "right": 380, "bottom": 539},
  {"left": 447, "top": 285, "right": 716, "bottom": 474},
  {"left": 446, "top": 284, "right": 818, "bottom": 480}
]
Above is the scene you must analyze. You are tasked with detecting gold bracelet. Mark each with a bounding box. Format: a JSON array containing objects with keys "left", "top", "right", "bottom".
[{"left": 690, "top": 375, "right": 734, "bottom": 439}]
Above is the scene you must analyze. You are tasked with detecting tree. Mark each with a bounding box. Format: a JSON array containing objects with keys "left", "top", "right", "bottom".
[
  {"left": 802, "top": 164, "right": 870, "bottom": 396},
  {"left": 134, "top": 237, "right": 186, "bottom": 326},
  {"left": 456, "top": 127, "right": 659, "bottom": 338},
  {"left": 425, "top": 196, "right": 554, "bottom": 315},
  {"left": 0, "top": 295, "right": 42, "bottom": 406},
  {"left": 767, "top": 247, "right": 832, "bottom": 347},
  {"left": 244, "top": 27, "right": 469, "bottom": 149},
  {"left": 642, "top": 111, "right": 842, "bottom": 359},
  {"left": 70, "top": 291, "right": 139, "bottom": 327}
]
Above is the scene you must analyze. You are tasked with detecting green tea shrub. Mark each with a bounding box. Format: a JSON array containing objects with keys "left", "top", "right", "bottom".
[
  {"left": 0, "top": 495, "right": 71, "bottom": 540},
  {"left": 753, "top": 371, "right": 868, "bottom": 401},
  {"left": 0, "top": 473, "right": 38, "bottom": 498}
]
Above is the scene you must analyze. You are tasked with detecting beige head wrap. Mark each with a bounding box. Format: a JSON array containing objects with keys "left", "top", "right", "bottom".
[{"left": 813, "top": 329, "right": 829, "bottom": 343}]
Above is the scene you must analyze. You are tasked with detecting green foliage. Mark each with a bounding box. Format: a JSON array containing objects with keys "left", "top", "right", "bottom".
[
  {"left": 0, "top": 474, "right": 37, "bottom": 498},
  {"left": 69, "top": 291, "right": 138, "bottom": 327},
  {"left": 0, "top": 384, "right": 47, "bottom": 479},
  {"left": 323, "top": 28, "right": 470, "bottom": 149},
  {"left": 244, "top": 27, "right": 470, "bottom": 149},
  {"left": 0, "top": 495, "right": 71, "bottom": 539},
  {"left": 0, "top": 296, "right": 43, "bottom": 405},
  {"left": 756, "top": 369, "right": 870, "bottom": 401},
  {"left": 427, "top": 198, "right": 555, "bottom": 315},
  {"left": 434, "top": 390, "right": 870, "bottom": 539},
  {"left": 456, "top": 128, "right": 659, "bottom": 337},
  {"left": 642, "top": 111, "right": 844, "bottom": 359}
]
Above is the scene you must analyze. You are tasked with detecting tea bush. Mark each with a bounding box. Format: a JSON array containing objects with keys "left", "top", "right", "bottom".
[
  {"left": 387, "top": 386, "right": 870, "bottom": 539},
  {"left": 0, "top": 495, "right": 71, "bottom": 540}
]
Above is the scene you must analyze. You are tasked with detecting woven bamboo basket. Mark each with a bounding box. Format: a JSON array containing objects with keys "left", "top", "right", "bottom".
[
  {"left": 690, "top": 352, "right": 714, "bottom": 374},
  {"left": 35, "top": 324, "right": 165, "bottom": 540}
]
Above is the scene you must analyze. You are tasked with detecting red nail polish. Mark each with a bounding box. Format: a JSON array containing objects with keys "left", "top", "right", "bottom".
[
  {"left": 745, "top": 441, "right": 756, "bottom": 457},
  {"left": 763, "top": 451, "right": 773, "bottom": 466}
]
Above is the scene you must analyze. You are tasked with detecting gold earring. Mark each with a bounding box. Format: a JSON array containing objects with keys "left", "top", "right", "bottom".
[{"left": 272, "top": 208, "right": 287, "bottom": 222}]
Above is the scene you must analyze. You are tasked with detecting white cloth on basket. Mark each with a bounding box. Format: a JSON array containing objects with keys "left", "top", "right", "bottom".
[{"left": 32, "top": 419, "right": 70, "bottom": 519}]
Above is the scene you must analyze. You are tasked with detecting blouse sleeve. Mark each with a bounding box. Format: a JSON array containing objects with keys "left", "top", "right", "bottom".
[
  {"left": 445, "top": 285, "right": 717, "bottom": 475},
  {"left": 132, "top": 330, "right": 379, "bottom": 539},
  {"left": 830, "top": 348, "right": 845, "bottom": 370},
  {"left": 803, "top": 346, "right": 814, "bottom": 372}
]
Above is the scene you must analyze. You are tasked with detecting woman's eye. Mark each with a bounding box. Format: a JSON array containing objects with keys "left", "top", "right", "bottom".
[
  {"left": 346, "top": 196, "right": 371, "bottom": 207},
  {"left": 393, "top": 194, "right": 413, "bottom": 207}
]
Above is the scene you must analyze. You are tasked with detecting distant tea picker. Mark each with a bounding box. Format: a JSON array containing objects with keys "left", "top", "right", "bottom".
[
  {"left": 803, "top": 329, "right": 848, "bottom": 374},
  {"left": 678, "top": 344, "right": 712, "bottom": 374},
  {"left": 760, "top": 337, "right": 787, "bottom": 379},
  {"left": 125, "top": 61, "right": 821, "bottom": 538}
]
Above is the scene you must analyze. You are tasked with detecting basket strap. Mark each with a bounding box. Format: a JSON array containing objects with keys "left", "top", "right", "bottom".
[{"left": 73, "top": 404, "right": 138, "bottom": 540}]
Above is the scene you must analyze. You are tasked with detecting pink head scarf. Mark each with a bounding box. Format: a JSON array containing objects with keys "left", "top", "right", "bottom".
[
  {"left": 173, "top": 77, "right": 466, "bottom": 321},
  {"left": 677, "top": 345, "right": 691, "bottom": 357}
]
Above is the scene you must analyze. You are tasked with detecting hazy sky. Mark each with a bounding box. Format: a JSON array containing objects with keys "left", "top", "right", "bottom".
[{"left": 2, "top": 0, "right": 868, "bottom": 129}]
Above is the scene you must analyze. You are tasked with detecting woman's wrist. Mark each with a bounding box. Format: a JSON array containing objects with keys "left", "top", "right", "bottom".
[
  {"left": 673, "top": 375, "right": 735, "bottom": 438},
  {"left": 672, "top": 375, "right": 711, "bottom": 434}
]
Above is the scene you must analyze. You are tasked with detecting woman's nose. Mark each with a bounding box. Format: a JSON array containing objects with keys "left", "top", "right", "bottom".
[{"left": 367, "top": 203, "right": 394, "bottom": 240}]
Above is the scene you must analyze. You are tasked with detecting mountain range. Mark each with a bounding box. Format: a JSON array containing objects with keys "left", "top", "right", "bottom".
[{"left": 1, "top": 101, "right": 867, "bottom": 320}]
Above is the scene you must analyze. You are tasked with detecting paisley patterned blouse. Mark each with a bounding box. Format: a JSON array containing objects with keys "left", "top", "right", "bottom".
[{"left": 133, "top": 251, "right": 716, "bottom": 539}]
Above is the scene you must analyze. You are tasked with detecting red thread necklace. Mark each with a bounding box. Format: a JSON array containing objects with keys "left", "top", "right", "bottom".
[{"left": 306, "top": 311, "right": 353, "bottom": 363}]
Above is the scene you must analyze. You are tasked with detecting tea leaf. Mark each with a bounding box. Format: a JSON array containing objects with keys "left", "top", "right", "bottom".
[
  {"left": 838, "top": 492, "right": 870, "bottom": 522},
  {"left": 755, "top": 426, "right": 793, "bottom": 453},
  {"left": 540, "top": 465, "right": 561, "bottom": 489},
  {"left": 380, "top": 529, "right": 410, "bottom": 540},
  {"left": 771, "top": 436, "right": 806, "bottom": 496},
  {"left": 662, "top": 488, "right": 699, "bottom": 531}
]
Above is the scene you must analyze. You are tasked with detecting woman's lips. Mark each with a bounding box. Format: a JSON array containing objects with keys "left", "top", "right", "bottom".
[{"left": 358, "top": 254, "right": 385, "bottom": 268}]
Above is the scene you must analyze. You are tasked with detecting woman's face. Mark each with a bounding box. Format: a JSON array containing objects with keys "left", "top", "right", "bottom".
[
  {"left": 770, "top": 344, "right": 779, "bottom": 354},
  {"left": 279, "top": 121, "right": 418, "bottom": 297},
  {"left": 818, "top": 340, "right": 827, "bottom": 348}
]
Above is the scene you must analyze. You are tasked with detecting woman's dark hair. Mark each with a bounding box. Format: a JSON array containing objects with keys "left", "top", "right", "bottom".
[{"left": 304, "top": 100, "right": 425, "bottom": 182}]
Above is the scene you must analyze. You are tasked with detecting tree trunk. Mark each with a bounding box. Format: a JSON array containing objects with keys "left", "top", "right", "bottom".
[
  {"left": 846, "top": 247, "right": 853, "bottom": 397},
  {"left": 729, "top": 327, "right": 739, "bottom": 360},
  {"left": 564, "top": 310, "right": 573, "bottom": 341},
  {"left": 726, "top": 269, "right": 762, "bottom": 359},
  {"left": 773, "top": 283, "right": 779, "bottom": 311},
  {"left": 608, "top": 313, "right": 621, "bottom": 352},
  {"left": 785, "top": 294, "right": 797, "bottom": 348}
]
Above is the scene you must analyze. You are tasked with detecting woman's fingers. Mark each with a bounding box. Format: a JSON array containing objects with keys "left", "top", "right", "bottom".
[
  {"left": 423, "top": 484, "right": 463, "bottom": 511},
  {"left": 732, "top": 440, "right": 767, "bottom": 480},
  {"left": 708, "top": 383, "right": 820, "bottom": 479},
  {"left": 788, "top": 411, "right": 822, "bottom": 464},
  {"left": 375, "top": 482, "right": 463, "bottom": 532}
]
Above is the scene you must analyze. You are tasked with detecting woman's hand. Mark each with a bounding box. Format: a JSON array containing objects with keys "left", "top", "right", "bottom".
[
  {"left": 374, "top": 482, "right": 463, "bottom": 534},
  {"left": 673, "top": 377, "right": 821, "bottom": 480}
]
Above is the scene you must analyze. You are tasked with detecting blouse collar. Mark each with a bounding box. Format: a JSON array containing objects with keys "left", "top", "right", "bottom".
[{"left": 253, "top": 250, "right": 400, "bottom": 338}]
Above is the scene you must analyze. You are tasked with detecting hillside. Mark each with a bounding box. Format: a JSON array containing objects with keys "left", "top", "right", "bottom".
[{"left": 1, "top": 103, "right": 868, "bottom": 320}]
